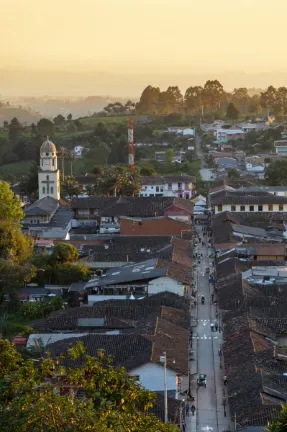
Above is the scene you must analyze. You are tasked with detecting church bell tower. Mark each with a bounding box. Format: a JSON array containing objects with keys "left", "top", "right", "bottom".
[{"left": 38, "top": 137, "right": 60, "bottom": 200}]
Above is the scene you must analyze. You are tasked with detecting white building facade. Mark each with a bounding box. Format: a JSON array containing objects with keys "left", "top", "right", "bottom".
[
  {"left": 275, "top": 140, "right": 287, "bottom": 156},
  {"left": 213, "top": 203, "right": 287, "bottom": 214},
  {"left": 140, "top": 176, "right": 194, "bottom": 199},
  {"left": 38, "top": 138, "right": 60, "bottom": 200}
]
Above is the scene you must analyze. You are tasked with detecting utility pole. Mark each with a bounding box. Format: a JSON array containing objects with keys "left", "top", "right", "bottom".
[
  {"left": 160, "top": 352, "right": 168, "bottom": 423},
  {"left": 128, "top": 117, "right": 134, "bottom": 171},
  {"left": 234, "top": 413, "right": 237, "bottom": 432}
]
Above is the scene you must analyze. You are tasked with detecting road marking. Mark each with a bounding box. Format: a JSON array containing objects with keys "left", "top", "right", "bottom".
[{"left": 201, "top": 427, "right": 214, "bottom": 431}]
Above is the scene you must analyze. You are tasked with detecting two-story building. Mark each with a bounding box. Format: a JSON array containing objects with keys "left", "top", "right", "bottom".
[
  {"left": 139, "top": 175, "right": 195, "bottom": 199},
  {"left": 274, "top": 140, "right": 287, "bottom": 155},
  {"left": 214, "top": 128, "right": 245, "bottom": 142},
  {"left": 210, "top": 190, "right": 287, "bottom": 214}
]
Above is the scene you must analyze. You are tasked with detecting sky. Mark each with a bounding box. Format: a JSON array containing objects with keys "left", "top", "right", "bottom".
[{"left": 1, "top": 0, "right": 287, "bottom": 95}]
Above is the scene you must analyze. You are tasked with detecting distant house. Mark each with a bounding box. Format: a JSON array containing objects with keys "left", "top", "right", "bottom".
[
  {"left": 155, "top": 150, "right": 186, "bottom": 164},
  {"left": 274, "top": 140, "right": 287, "bottom": 155},
  {"left": 214, "top": 128, "right": 245, "bottom": 142},
  {"left": 72, "top": 145, "right": 84, "bottom": 158},
  {"left": 167, "top": 127, "right": 194, "bottom": 136},
  {"left": 139, "top": 175, "right": 195, "bottom": 199},
  {"left": 22, "top": 197, "right": 73, "bottom": 240}
]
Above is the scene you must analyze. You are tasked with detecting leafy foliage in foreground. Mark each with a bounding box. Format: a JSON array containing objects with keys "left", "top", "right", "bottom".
[{"left": 0, "top": 340, "right": 177, "bottom": 432}]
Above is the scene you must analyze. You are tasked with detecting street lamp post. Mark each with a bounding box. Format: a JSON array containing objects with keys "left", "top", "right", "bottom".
[{"left": 160, "top": 352, "right": 168, "bottom": 424}]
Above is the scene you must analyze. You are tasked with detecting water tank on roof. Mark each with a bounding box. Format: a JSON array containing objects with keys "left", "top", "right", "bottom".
[{"left": 96, "top": 269, "right": 103, "bottom": 277}]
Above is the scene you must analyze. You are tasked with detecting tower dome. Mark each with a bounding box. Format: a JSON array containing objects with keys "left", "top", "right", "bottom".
[{"left": 40, "top": 137, "right": 57, "bottom": 154}]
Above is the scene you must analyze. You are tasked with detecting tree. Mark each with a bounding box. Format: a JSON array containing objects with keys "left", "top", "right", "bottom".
[
  {"left": 203, "top": 80, "right": 225, "bottom": 111},
  {"left": 265, "top": 159, "right": 287, "bottom": 185},
  {"left": 31, "top": 122, "right": 37, "bottom": 135},
  {"left": 85, "top": 142, "right": 110, "bottom": 166},
  {"left": 54, "top": 262, "right": 90, "bottom": 284},
  {"left": 184, "top": 86, "right": 203, "bottom": 114},
  {"left": 266, "top": 402, "right": 287, "bottom": 432},
  {"left": 164, "top": 149, "right": 175, "bottom": 164},
  {"left": 50, "top": 243, "right": 79, "bottom": 264},
  {"left": 20, "top": 162, "right": 39, "bottom": 199},
  {"left": 226, "top": 103, "right": 239, "bottom": 121},
  {"left": 8, "top": 117, "right": 22, "bottom": 146},
  {"left": 20, "top": 296, "right": 64, "bottom": 320},
  {"left": 136, "top": 85, "right": 161, "bottom": 114},
  {"left": 0, "top": 181, "right": 23, "bottom": 223},
  {"left": 61, "top": 176, "right": 79, "bottom": 199},
  {"left": 140, "top": 166, "right": 156, "bottom": 176},
  {"left": 260, "top": 86, "right": 280, "bottom": 114},
  {"left": 67, "top": 113, "right": 73, "bottom": 121},
  {"left": 53, "top": 114, "right": 66, "bottom": 126},
  {"left": 0, "top": 340, "right": 177, "bottom": 432},
  {"left": 227, "top": 168, "right": 240, "bottom": 179},
  {"left": 231, "top": 88, "right": 250, "bottom": 113},
  {"left": 37, "top": 118, "right": 55, "bottom": 137}
]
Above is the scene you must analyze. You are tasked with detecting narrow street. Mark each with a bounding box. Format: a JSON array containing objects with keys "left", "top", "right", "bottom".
[
  {"left": 195, "top": 131, "right": 214, "bottom": 181},
  {"left": 186, "top": 226, "right": 231, "bottom": 432}
]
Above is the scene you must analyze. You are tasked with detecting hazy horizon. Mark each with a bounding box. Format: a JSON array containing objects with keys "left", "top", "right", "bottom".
[{"left": 1, "top": 0, "right": 287, "bottom": 97}]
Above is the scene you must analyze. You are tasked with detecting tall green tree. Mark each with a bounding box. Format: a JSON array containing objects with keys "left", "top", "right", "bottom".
[
  {"left": 226, "top": 102, "right": 239, "bottom": 121},
  {"left": 53, "top": 114, "right": 66, "bottom": 126},
  {"left": 8, "top": 117, "right": 22, "bottom": 146},
  {"left": 203, "top": 80, "right": 225, "bottom": 111},
  {"left": 0, "top": 181, "right": 23, "bottom": 223},
  {"left": 265, "top": 159, "right": 287, "bottom": 185},
  {"left": 50, "top": 243, "right": 79, "bottom": 264},
  {"left": 37, "top": 118, "right": 55, "bottom": 137},
  {"left": 184, "top": 86, "right": 203, "bottom": 114},
  {"left": 61, "top": 176, "right": 79, "bottom": 200},
  {"left": 136, "top": 85, "right": 161, "bottom": 114}
]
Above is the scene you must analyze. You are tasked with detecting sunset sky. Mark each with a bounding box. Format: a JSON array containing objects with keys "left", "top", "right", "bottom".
[{"left": 1, "top": 0, "right": 286, "bottom": 74}]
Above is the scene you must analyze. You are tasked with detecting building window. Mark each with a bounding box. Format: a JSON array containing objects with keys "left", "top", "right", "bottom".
[
  {"left": 43, "top": 187, "right": 45, "bottom": 194},
  {"left": 46, "top": 175, "right": 49, "bottom": 180},
  {"left": 240, "top": 205, "right": 245, "bottom": 211},
  {"left": 258, "top": 205, "right": 263, "bottom": 211},
  {"left": 52, "top": 159, "right": 55, "bottom": 167},
  {"left": 279, "top": 204, "right": 284, "bottom": 211},
  {"left": 249, "top": 205, "right": 254, "bottom": 212},
  {"left": 268, "top": 204, "right": 273, "bottom": 211},
  {"left": 46, "top": 152, "right": 49, "bottom": 156},
  {"left": 218, "top": 205, "right": 222, "bottom": 212},
  {"left": 51, "top": 187, "right": 54, "bottom": 194},
  {"left": 151, "top": 186, "right": 154, "bottom": 189},
  {"left": 156, "top": 186, "right": 159, "bottom": 192},
  {"left": 231, "top": 205, "right": 236, "bottom": 211},
  {"left": 178, "top": 182, "right": 182, "bottom": 189}
]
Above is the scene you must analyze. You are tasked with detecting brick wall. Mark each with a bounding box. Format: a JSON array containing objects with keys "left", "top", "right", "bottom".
[{"left": 120, "top": 217, "right": 191, "bottom": 236}]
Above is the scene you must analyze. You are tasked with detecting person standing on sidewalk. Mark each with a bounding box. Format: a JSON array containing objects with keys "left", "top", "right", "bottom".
[
  {"left": 191, "top": 405, "right": 196, "bottom": 416},
  {"left": 223, "top": 375, "right": 228, "bottom": 385},
  {"left": 185, "top": 404, "right": 189, "bottom": 417}
]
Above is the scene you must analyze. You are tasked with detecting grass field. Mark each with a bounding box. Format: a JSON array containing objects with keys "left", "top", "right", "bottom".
[
  {"left": 0, "top": 160, "right": 34, "bottom": 180},
  {"left": 80, "top": 115, "right": 136, "bottom": 127}
]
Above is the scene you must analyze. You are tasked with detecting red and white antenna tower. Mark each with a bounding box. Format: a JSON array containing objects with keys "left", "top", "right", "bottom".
[{"left": 128, "top": 117, "right": 134, "bottom": 171}]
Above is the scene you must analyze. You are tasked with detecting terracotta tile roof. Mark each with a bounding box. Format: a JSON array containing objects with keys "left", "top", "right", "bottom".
[
  {"left": 156, "top": 259, "right": 192, "bottom": 285},
  {"left": 47, "top": 334, "right": 153, "bottom": 371},
  {"left": 170, "top": 237, "right": 192, "bottom": 267},
  {"left": 151, "top": 317, "right": 189, "bottom": 375}
]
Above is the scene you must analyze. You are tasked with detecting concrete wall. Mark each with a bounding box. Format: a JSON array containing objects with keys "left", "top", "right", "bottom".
[
  {"left": 129, "top": 362, "right": 178, "bottom": 392},
  {"left": 120, "top": 217, "right": 190, "bottom": 236}
]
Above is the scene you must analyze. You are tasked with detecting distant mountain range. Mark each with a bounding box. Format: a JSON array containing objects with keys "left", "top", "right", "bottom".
[{"left": 1, "top": 68, "right": 287, "bottom": 99}]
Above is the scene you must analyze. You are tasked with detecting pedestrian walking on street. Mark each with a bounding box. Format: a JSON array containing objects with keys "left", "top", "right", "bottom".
[
  {"left": 186, "top": 404, "right": 189, "bottom": 417},
  {"left": 215, "top": 323, "right": 218, "bottom": 332},
  {"left": 191, "top": 405, "right": 196, "bottom": 416},
  {"left": 223, "top": 375, "right": 228, "bottom": 386},
  {"left": 210, "top": 322, "right": 215, "bottom": 332}
]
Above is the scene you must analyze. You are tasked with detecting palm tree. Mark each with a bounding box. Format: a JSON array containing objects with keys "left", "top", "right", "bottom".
[{"left": 58, "top": 147, "right": 67, "bottom": 181}]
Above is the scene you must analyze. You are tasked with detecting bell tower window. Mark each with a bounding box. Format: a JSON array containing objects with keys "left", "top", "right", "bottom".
[
  {"left": 43, "top": 187, "right": 45, "bottom": 194},
  {"left": 46, "top": 153, "right": 49, "bottom": 156}
]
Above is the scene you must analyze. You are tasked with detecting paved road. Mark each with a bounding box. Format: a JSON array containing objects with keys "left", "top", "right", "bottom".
[
  {"left": 186, "top": 226, "right": 231, "bottom": 432},
  {"left": 195, "top": 133, "right": 214, "bottom": 182}
]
